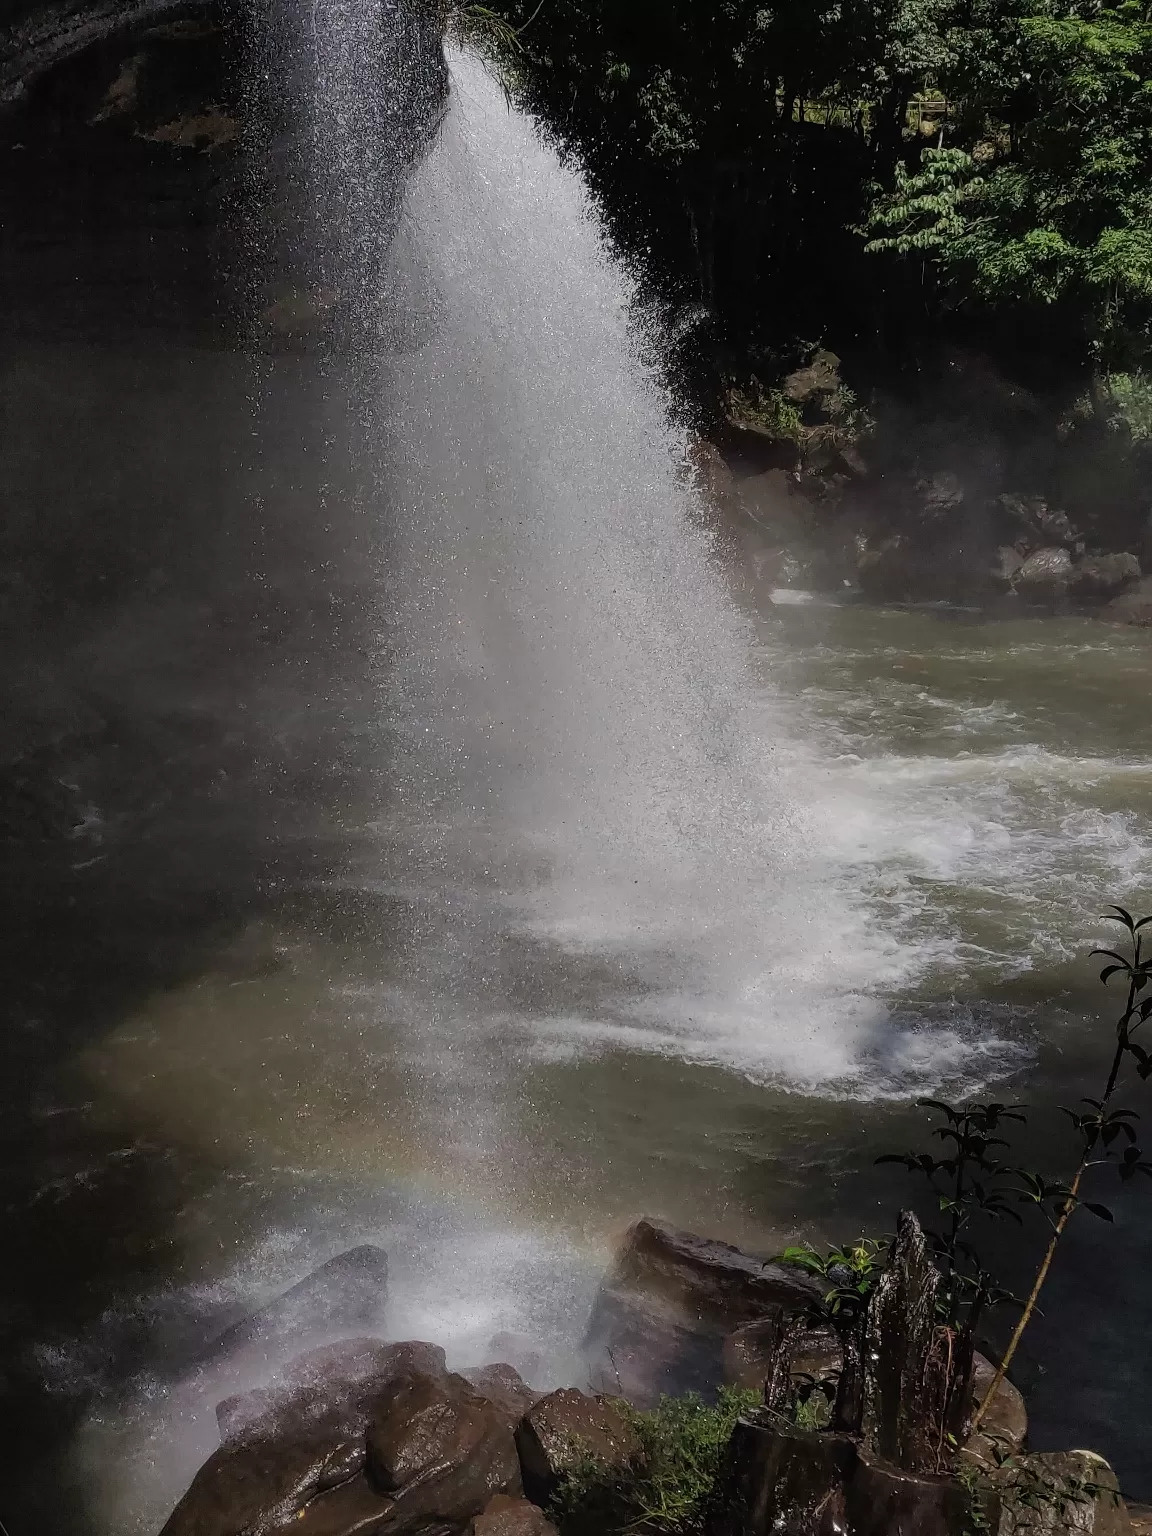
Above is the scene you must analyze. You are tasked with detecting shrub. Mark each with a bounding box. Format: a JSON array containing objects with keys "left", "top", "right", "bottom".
[{"left": 549, "top": 1386, "right": 759, "bottom": 1536}]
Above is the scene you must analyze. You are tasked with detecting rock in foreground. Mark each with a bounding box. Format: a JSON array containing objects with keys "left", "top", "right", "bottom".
[
  {"left": 471, "top": 1494, "right": 558, "bottom": 1536},
  {"left": 515, "top": 1388, "right": 641, "bottom": 1505},
  {"left": 163, "top": 1345, "right": 521, "bottom": 1536},
  {"left": 582, "top": 1216, "right": 822, "bottom": 1404}
]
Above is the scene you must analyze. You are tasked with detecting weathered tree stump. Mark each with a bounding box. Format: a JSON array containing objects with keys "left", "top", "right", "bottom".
[
  {"left": 707, "top": 1413, "right": 858, "bottom": 1536},
  {"left": 708, "top": 1213, "right": 984, "bottom": 1535},
  {"left": 860, "top": 1210, "right": 971, "bottom": 1474},
  {"left": 848, "top": 1448, "right": 979, "bottom": 1536}
]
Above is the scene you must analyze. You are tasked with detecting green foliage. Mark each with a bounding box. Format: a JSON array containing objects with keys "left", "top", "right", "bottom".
[
  {"left": 779, "top": 1237, "right": 887, "bottom": 1318},
  {"left": 482, "top": 0, "right": 1152, "bottom": 384},
  {"left": 863, "top": 149, "right": 983, "bottom": 256},
  {"left": 726, "top": 386, "right": 805, "bottom": 440},
  {"left": 864, "top": 3, "right": 1152, "bottom": 367},
  {"left": 1104, "top": 370, "right": 1152, "bottom": 438},
  {"left": 549, "top": 1387, "right": 758, "bottom": 1536}
]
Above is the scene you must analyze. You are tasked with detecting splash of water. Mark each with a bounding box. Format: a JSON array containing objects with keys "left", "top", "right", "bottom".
[{"left": 367, "top": 52, "right": 989, "bottom": 1098}]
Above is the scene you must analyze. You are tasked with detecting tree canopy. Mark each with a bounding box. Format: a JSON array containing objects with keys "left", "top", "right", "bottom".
[{"left": 485, "top": 0, "right": 1152, "bottom": 388}]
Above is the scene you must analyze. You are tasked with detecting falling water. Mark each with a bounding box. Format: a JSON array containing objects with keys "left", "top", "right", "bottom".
[{"left": 365, "top": 50, "right": 1003, "bottom": 1097}]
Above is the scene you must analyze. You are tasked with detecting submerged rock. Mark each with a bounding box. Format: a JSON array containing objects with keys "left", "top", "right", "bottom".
[
  {"left": 205, "top": 1245, "right": 390, "bottom": 1362},
  {"left": 515, "top": 1388, "right": 641, "bottom": 1505},
  {"left": 583, "top": 1216, "right": 821, "bottom": 1404},
  {"left": 1105, "top": 576, "right": 1152, "bottom": 625}
]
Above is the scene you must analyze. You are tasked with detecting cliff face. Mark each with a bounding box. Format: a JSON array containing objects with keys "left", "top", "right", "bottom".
[{"left": 0, "top": 0, "right": 448, "bottom": 340}]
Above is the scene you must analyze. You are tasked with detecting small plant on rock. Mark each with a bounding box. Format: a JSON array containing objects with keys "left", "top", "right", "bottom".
[{"left": 548, "top": 1387, "right": 759, "bottom": 1536}]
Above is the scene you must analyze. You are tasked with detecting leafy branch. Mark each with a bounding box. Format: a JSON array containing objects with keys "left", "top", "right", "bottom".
[{"left": 971, "top": 906, "right": 1152, "bottom": 1430}]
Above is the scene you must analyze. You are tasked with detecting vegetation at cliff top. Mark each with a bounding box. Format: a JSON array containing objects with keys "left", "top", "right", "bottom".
[{"left": 480, "top": 0, "right": 1152, "bottom": 414}]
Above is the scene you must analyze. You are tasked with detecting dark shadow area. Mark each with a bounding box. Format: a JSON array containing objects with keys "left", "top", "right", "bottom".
[{"left": 0, "top": 68, "right": 387, "bottom": 1536}]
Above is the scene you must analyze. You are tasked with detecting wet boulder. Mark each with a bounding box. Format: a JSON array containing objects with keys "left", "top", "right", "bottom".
[
  {"left": 706, "top": 1414, "right": 858, "bottom": 1536},
  {"left": 471, "top": 1494, "right": 559, "bottom": 1536},
  {"left": 964, "top": 1354, "right": 1028, "bottom": 1467},
  {"left": 992, "top": 546, "right": 1026, "bottom": 587},
  {"left": 991, "top": 1450, "right": 1130, "bottom": 1536},
  {"left": 205, "top": 1245, "right": 390, "bottom": 1362},
  {"left": 783, "top": 349, "right": 843, "bottom": 414},
  {"left": 365, "top": 1367, "right": 523, "bottom": 1527},
  {"left": 1015, "top": 546, "right": 1073, "bottom": 596},
  {"left": 1105, "top": 576, "right": 1152, "bottom": 626},
  {"left": 685, "top": 435, "right": 739, "bottom": 511},
  {"left": 486, "top": 1333, "right": 544, "bottom": 1386},
  {"left": 460, "top": 1364, "right": 542, "bottom": 1427},
  {"left": 708, "top": 1414, "right": 976, "bottom": 1536},
  {"left": 723, "top": 1314, "right": 841, "bottom": 1395},
  {"left": 1070, "top": 553, "right": 1142, "bottom": 597},
  {"left": 515, "top": 1388, "right": 641, "bottom": 1505},
  {"left": 582, "top": 1217, "right": 821, "bottom": 1405},
  {"left": 162, "top": 1340, "right": 449, "bottom": 1536}
]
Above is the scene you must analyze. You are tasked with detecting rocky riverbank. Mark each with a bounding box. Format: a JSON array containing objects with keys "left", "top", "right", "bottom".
[
  {"left": 156, "top": 1217, "right": 1147, "bottom": 1536},
  {"left": 699, "top": 349, "right": 1152, "bottom": 620}
]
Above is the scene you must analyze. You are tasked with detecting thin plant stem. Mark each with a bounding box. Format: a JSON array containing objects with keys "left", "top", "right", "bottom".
[{"left": 972, "top": 957, "right": 1141, "bottom": 1433}]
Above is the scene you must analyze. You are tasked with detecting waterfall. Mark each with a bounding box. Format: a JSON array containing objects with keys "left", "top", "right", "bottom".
[
  {"left": 369, "top": 51, "right": 911, "bottom": 1093},
  {"left": 54, "top": 28, "right": 1034, "bottom": 1536}
]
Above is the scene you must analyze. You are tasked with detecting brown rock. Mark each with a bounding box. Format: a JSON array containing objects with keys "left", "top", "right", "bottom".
[
  {"left": 1016, "top": 546, "right": 1073, "bottom": 594},
  {"left": 487, "top": 1333, "right": 544, "bottom": 1386},
  {"left": 992, "top": 1450, "right": 1130, "bottom": 1536},
  {"left": 291, "top": 1475, "right": 396, "bottom": 1535},
  {"left": 1128, "top": 1503, "right": 1152, "bottom": 1536},
  {"left": 1071, "top": 552, "right": 1141, "bottom": 597},
  {"left": 471, "top": 1494, "right": 558, "bottom": 1536},
  {"left": 723, "top": 1314, "right": 841, "bottom": 1394},
  {"left": 162, "top": 1341, "right": 447, "bottom": 1536},
  {"left": 964, "top": 1353, "right": 1028, "bottom": 1466},
  {"left": 686, "top": 435, "right": 738, "bottom": 509},
  {"left": 460, "top": 1364, "right": 542, "bottom": 1427},
  {"left": 1106, "top": 576, "right": 1152, "bottom": 626},
  {"left": 583, "top": 1217, "right": 821, "bottom": 1405},
  {"left": 141, "top": 106, "right": 239, "bottom": 150},
  {"left": 365, "top": 1368, "right": 523, "bottom": 1529},
  {"left": 215, "top": 1339, "right": 447, "bottom": 1443},
  {"left": 783, "top": 349, "right": 842, "bottom": 406},
  {"left": 515, "top": 1388, "right": 641, "bottom": 1505}
]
